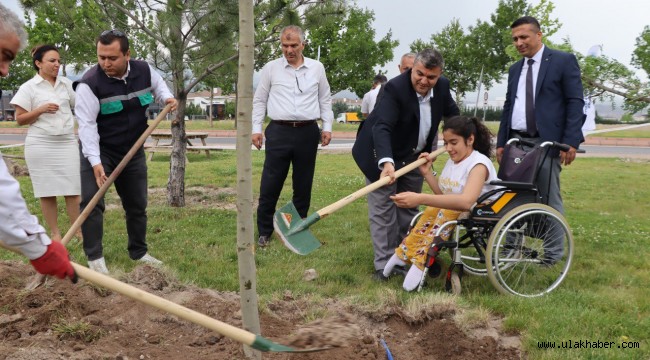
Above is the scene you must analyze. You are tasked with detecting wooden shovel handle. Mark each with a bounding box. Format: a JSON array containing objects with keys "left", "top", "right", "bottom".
[
  {"left": 60, "top": 103, "right": 173, "bottom": 247},
  {"left": 0, "top": 241, "right": 258, "bottom": 348},
  {"left": 71, "top": 262, "right": 258, "bottom": 346},
  {"left": 317, "top": 147, "right": 447, "bottom": 217}
]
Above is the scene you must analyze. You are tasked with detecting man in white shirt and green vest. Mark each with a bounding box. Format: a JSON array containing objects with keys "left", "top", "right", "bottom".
[{"left": 75, "top": 30, "right": 177, "bottom": 274}]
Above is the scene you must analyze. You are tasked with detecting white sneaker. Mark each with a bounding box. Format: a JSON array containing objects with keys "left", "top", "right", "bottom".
[
  {"left": 138, "top": 253, "right": 163, "bottom": 265},
  {"left": 88, "top": 257, "right": 109, "bottom": 274}
]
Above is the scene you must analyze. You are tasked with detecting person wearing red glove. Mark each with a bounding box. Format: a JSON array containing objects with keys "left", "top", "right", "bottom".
[
  {"left": 0, "top": 3, "right": 76, "bottom": 283},
  {"left": 0, "top": 152, "right": 77, "bottom": 282}
]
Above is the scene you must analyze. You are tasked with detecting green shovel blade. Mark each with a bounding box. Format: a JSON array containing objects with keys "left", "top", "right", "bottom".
[{"left": 273, "top": 202, "right": 322, "bottom": 255}]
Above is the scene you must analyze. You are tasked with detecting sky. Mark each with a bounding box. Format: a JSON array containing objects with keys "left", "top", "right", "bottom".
[
  {"left": 354, "top": 0, "right": 650, "bottom": 101},
  {"left": 4, "top": 0, "right": 649, "bottom": 101}
]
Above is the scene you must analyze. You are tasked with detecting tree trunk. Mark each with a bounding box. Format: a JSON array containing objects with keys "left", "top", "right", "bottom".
[
  {"left": 236, "top": 1, "right": 260, "bottom": 359},
  {"left": 167, "top": 94, "right": 187, "bottom": 207},
  {"left": 166, "top": 2, "right": 187, "bottom": 207}
]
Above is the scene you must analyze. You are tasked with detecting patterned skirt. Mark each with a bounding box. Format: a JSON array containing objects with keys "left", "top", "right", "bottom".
[{"left": 395, "top": 206, "right": 462, "bottom": 270}]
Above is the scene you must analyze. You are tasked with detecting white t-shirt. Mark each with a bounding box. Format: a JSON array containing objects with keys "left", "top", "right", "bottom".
[
  {"left": 360, "top": 85, "right": 381, "bottom": 114},
  {"left": 10, "top": 74, "right": 76, "bottom": 136},
  {"left": 438, "top": 150, "right": 499, "bottom": 196}
]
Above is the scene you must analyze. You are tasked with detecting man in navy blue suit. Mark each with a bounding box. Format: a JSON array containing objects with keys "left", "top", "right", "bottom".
[
  {"left": 353, "top": 48, "right": 459, "bottom": 280},
  {"left": 497, "top": 16, "right": 584, "bottom": 262}
]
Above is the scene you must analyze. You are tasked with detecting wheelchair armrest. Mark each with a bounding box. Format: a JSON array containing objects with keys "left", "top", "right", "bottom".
[{"left": 489, "top": 180, "right": 535, "bottom": 190}]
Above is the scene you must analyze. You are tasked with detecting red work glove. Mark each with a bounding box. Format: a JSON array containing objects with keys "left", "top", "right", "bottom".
[{"left": 30, "top": 241, "right": 78, "bottom": 283}]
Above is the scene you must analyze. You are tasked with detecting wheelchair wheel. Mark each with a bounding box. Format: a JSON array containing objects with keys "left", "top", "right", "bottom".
[{"left": 485, "top": 204, "right": 574, "bottom": 297}]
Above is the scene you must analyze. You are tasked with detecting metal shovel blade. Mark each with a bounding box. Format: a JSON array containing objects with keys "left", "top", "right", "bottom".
[{"left": 273, "top": 202, "right": 321, "bottom": 255}]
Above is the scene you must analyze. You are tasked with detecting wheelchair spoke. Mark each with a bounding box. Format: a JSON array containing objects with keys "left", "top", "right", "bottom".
[{"left": 486, "top": 204, "right": 574, "bottom": 297}]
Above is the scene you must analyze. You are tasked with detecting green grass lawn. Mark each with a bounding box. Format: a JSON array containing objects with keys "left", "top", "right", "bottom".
[
  {"left": 0, "top": 119, "right": 363, "bottom": 132},
  {"left": 3, "top": 119, "right": 648, "bottom": 138},
  {"left": 1, "top": 145, "right": 648, "bottom": 359}
]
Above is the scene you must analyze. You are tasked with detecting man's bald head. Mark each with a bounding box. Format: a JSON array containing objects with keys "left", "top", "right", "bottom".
[{"left": 398, "top": 53, "right": 415, "bottom": 74}]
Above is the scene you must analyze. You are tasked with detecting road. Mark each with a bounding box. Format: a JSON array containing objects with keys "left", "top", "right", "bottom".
[{"left": 1, "top": 134, "right": 650, "bottom": 158}]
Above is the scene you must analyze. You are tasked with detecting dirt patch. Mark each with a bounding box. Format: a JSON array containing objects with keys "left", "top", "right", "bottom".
[
  {"left": 105, "top": 186, "right": 242, "bottom": 211},
  {"left": 0, "top": 261, "right": 522, "bottom": 359},
  {"left": 3, "top": 158, "right": 29, "bottom": 176}
]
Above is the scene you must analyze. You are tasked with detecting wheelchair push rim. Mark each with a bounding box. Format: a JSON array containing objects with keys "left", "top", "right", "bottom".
[{"left": 485, "top": 203, "right": 574, "bottom": 298}]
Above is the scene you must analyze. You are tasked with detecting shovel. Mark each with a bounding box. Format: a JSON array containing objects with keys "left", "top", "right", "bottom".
[
  {"left": 0, "top": 243, "right": 328, "bottom": 353},
  {"left": 25, "top": 103, "right": 173, "bottom": 290},
  {"left": 274, "top": 147, "right": 447, "bottom": 255}
]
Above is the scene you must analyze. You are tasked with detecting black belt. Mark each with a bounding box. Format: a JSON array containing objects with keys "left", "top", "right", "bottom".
[
  {"left": 510, "top": 129, "right": 539, "bottom": 138},
  {"left": 272, "top": 120, "right": 317, "bottom": 128}
]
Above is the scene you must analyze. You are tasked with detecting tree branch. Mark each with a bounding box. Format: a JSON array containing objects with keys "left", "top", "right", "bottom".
[
  {"left": 584, "top": 76, "right": 650, "bottom": 103},
  {"left": 104, "top": 0, "right": 165, "bottom": 44},
  {"left": 184, "top": 53, "right": 239, "bottom": 93}
]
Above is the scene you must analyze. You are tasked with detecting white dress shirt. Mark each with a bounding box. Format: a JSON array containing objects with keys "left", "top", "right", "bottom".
[
  {"left": 361, "top": 85, "right": 381, "bottom": 115},
  {"left": 252, "top": 56, "right": 333, "bottom": 134},
  {"left": 511, "top": 45, "right": 544, "bottom": 131},
  {"left": 0, "top": 155, "right": 50, "bottom": 259},
  {"left": 10, "top": 74, "right": 75, "bottom": 136},
  {"left": 378, "top": 87, "right": 433, "bottom": 168},
  {"left": 75, "top": 63, "right": 174, "bottom": 166}
]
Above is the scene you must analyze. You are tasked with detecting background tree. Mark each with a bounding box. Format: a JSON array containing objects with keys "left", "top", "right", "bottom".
[
  {"left": 580, "top": 26, "right": 650, "bottom": 113},
  {"left": 107, "top": 0, "right": 360, "bottom": 206},
  {"left": 304, "top": 6, "right": 398, "bottom": 97},
  {"left": 332, "top": 102, "right": 349, "bottom": 117},
  {"left": 13, "top": 0, "right": 402, "bottom": 206},
  {"left": 1, "top": 50, "right": 34, "bottom": 92},
  {"left": 20, "top": 0, "right": 151, "bottom": 73},
  {"left": 409, "top": 0, "right": 559, "bottom": 105}
]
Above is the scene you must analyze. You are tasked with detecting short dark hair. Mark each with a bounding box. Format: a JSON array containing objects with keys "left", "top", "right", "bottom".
[
  {"left": 511, "top": 16, "right": 541, "bottom": 31},
  {"left": 373, "top": 74, "right": 387, "bottom": 85},
  {"left": 31, "top": 44, "right": 59, "bottom": 71},
  {"left": 96, "top": 29, "right": 129, "bottom": 54},
  {"left": 415, "top": 48, "right": 444, "bottom": 70}
]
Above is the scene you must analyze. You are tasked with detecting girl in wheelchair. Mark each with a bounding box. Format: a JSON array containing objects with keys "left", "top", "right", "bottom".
[{"left": 385, "top": 115, "right": 499, "bottom": 291}]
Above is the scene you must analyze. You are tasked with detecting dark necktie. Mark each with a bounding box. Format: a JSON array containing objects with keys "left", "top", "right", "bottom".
[{"left": 526, "top": 58, "right": 537, "bottom": 136}]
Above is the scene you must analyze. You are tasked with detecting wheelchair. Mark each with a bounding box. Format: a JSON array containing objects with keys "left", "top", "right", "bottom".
[{"left": 411, "top": 138, "right": 575, "bottom": 298}]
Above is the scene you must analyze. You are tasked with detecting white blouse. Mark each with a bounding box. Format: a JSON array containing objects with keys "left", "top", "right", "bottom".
[{"left": 10, "top": 74, "right": 76, "bottom": 136}]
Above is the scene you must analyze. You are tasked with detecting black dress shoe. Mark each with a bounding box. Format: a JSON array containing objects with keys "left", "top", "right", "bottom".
[
  {"left": 392, "top": 265, "right": 408, "bottom": 277},
  {"left": 257, "top": 235, "right": 271, "bottom": 247},
  {"left": 373, "top": 269, "right": 389, "bottom": 281}
]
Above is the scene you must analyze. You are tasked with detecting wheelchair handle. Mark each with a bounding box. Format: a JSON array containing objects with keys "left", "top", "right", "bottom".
[
  {"left": 506, "top": 138, "right": 537, "bottom": 147},
  {"left": 540, "top": 141, "right": 571, "bottom": 152},
  {"left": 508, "top": 138, "right": 573, "bottom": 153}
]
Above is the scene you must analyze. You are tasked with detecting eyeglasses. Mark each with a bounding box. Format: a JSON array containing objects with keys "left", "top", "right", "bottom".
[
  {"left": 101, "top": 29, "right": 126, "bottom": 38},
  {"left": 295, "top": 74, "right": 302, "bottom": 93}
]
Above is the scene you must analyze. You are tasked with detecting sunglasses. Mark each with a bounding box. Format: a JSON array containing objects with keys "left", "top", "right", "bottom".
[{"left": 101, "top": 29, "right": 126, "bottom": 37}]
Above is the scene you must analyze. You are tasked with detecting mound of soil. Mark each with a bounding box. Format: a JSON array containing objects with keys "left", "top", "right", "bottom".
[{"left": 0, "top": 261, "right": 521, "bottom": 359}]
